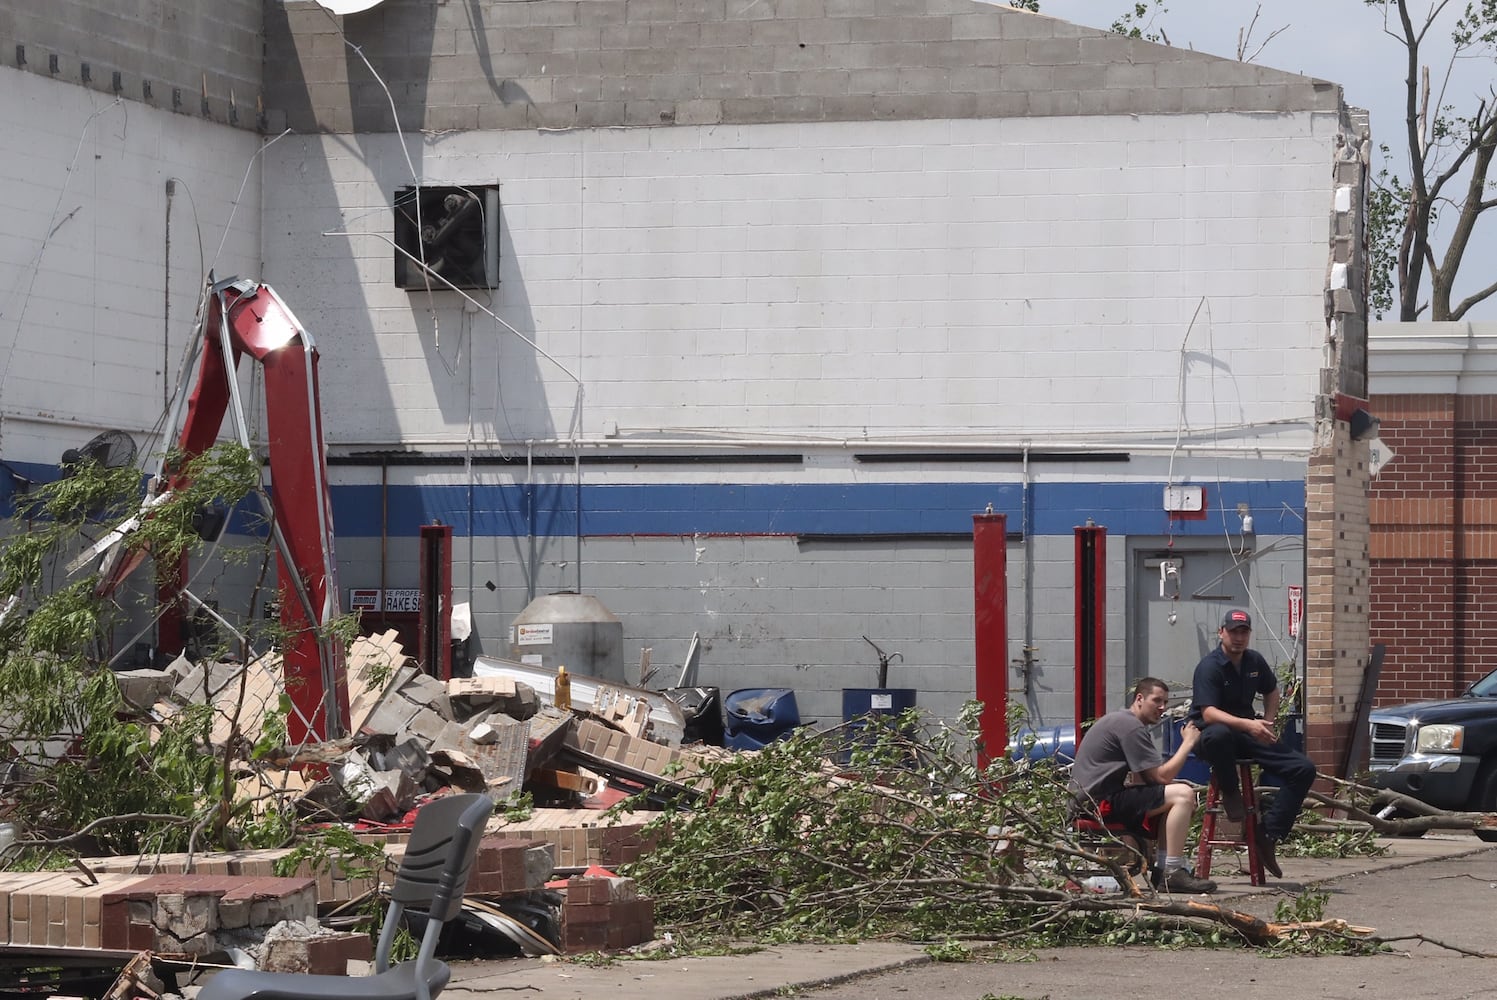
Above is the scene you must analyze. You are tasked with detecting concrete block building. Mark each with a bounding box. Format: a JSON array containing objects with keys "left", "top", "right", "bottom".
[{"left": 0, "top": 0, "right": 1374, "bottom": 769}]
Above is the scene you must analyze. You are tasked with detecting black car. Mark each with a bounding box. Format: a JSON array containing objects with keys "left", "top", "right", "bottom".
[{"left": 1368, "top": 668, "right": 1497, "bottom": 841}]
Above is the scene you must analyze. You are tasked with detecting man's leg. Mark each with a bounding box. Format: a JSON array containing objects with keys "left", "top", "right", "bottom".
[
  {"left": 1147, "top": 782, "right": 1197, "bottom": 860},
  {"left": 1196, "top": 722, "right": 1251, "bottom": 820},
  {"left": 1244, "top": 739, "right": 1317, "bottom": 842},
  {"left": 1143, "top": 783, "right": 1215, "bottom": 893}
]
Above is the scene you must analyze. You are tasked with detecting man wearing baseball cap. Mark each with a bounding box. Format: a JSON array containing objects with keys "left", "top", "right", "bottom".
[{"left": 1188, "top": 608, "right": 1315, "bottom": 879}]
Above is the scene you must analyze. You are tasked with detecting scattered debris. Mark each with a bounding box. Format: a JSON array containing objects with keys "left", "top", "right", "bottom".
[{"left": 0, "top": 629, "right": 726, "bottom": 976}]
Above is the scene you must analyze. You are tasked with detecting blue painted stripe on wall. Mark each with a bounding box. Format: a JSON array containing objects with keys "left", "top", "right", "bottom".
[{"left": 328, "top": 480, "right": 1306, "bottom": 538}]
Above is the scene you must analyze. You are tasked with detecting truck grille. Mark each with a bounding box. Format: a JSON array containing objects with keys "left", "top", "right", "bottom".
[{"left": 1368, "top": 720, "right": 1410, "bottom": 767}]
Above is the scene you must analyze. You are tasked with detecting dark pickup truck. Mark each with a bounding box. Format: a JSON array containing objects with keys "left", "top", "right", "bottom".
[{"left": 1367, "top": 667, "right": 1497, "bottom": 841}]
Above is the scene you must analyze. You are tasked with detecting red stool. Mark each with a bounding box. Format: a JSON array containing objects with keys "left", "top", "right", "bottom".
[
  {"left": 1195, "top": 761, "right": 1266, "bottom": 886},
  {"left": 1074, "top": 813, "right": 1157, "bottom": 880}
]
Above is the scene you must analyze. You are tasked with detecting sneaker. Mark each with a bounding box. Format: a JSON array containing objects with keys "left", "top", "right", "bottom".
[
  {"left": 1161, "top": 867, "right": 1218, "bottom": 894},
  {"left": 1219, "top": 788, "right": 1247, "bottom": 823},
  {"left": 1255, "top": 827, "right": 1283, "bottom": 879}
]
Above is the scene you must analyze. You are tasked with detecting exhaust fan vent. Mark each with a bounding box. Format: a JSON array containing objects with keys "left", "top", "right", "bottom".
[{"left": 394, "top": 184, "right": 500, "bottom": 290}]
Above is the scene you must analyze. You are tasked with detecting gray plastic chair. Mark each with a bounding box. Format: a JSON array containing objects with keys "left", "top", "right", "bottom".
[{"left": 199, "top": 793, "right": 496, "bottom": 1000}]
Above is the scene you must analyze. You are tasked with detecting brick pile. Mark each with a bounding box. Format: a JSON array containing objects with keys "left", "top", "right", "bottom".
[
  {"left": 489, "top": 807, "right": 661, "bottom": 868},
  {"left": 80, "top": 835, "right": 555, "bottom": 902},
  {"left": 564, "top": 719, "right": 704, "bottom": 787},
  {"left": 100, "top": 874, "right": 315, "bottom": 954},
  {"left": 561, "top": 876, "right": 654, "bottom": 953}
]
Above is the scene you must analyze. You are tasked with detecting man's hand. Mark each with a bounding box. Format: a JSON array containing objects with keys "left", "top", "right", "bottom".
[
  {"left": 1178, "top": 721, "right": 1201, "bottom": 751},
  {"left": 1242, "top": 717, "right": 1277, "bottom": 744}
]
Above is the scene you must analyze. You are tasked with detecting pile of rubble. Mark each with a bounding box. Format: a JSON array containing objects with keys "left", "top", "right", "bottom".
[{"left": 0, "top": 631, "right": 723, "bottom": 979}]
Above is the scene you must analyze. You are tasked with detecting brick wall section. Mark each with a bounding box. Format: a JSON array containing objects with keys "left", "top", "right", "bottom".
[
  {"left": 561, "top": 875, "right": 654, "bottom": 953},
  {"left": 1304, "top": 432, "right": 1373, "bottom": 774},
  {"left": 1303, "top": 130, "right": 1373, "bottom": 776},
  {"left": 1371, "top": 392, "right": 1497, "bottom": 704},
  {"left": 262, "top": 0, "right": 1342, "bottom": 133},
  {"left": 0, "top": 872, "right": 147, "bottom": 950},
  {"left": 100, "top": 874, "right": 317, "bottom": 954}
]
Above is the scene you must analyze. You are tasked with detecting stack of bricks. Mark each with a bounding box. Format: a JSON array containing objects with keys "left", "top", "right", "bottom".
[
  {"left": 564, "top": 720, "right": 704, "bottom": 786},
  {"left": 83, "top": 835, "right": 555, "bottom": 904},
  {"left": 561, "top": 875, "right": 655, "bottom": 953},
  {"left": 0, "top": 872, "right": 146, "bottom": 949},
  {"left": 463, "top": 837, "right": 555, "bottom": 895},
  {"left": 98, "top": 874, "right": 316, "bottom": 954},
  {"left": 81, "top": 848, "right": 379, "bottom": 905},
  {"left": 489, "top": 807, "right": 660, "bottom": 868}
]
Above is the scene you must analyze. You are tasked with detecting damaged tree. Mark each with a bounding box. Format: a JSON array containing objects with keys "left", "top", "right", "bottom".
[
  {"left": 0, "top": 442, "right": 296, "bottom": 855},
  {"left": 619, "top": 704, "right": 1392, "bottom": 953}
]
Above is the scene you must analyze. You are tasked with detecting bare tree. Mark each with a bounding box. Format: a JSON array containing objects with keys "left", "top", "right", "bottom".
[
  {"left": 1368, "top": 0, "right": 1497, "bottom": 321},
  {"left": 1236, "top": 5, "right": 1290, "bottom": 64}
]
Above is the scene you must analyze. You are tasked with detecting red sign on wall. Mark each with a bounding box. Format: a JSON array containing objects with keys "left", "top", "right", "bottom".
[{"left": 1288, "top": 585, "right": 1303, "bottom": 640}]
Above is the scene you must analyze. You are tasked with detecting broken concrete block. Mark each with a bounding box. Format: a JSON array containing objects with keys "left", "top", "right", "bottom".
[
  {"left": 524, "top": 842, "right": 555, "bottom": 887},
  {"left": 156, "top": 891, "right": 216, "bottom": 941},
  {"left": 432, "top": 717, "right": 529, "bottom": 792},
  {"left": 367, "top": 738, "right": 432, "bottom": 785},
  {"left": 114, "top": 669, "right": 174, "bottom": 711},
  {"left": 525, "top": 706, "right": 575, "bottom": 776},
  {"left": 400, "top": 704, "right": 450, "bottom": 745},
  {"left": 468, "top": 721, "right": 500, "bottom": 744},
  {"left": 360, "top": 695, "right": 423, "bottom": 739},
  {"left": 337, "top": 757, "right": 416, "bottom": 821},
  {"left": 397, "top": 672, "right": 453, "bottom": 720},
  {"left": 260, "top": 918, "right": 373, "bottom": 974},
  {"left": 366, "top": 770, "right": 417, "bottom": 821}
]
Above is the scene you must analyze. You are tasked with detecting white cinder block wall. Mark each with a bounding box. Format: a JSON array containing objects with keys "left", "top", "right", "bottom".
[
  {"left": 264, "top": 114, "right": 1333, "bottom": 448},
  {"left": 0, "top": 65, "right": 262, "bottom": 465}
]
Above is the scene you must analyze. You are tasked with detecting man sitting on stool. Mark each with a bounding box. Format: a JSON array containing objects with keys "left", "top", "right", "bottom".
[
  {"left": 1189, "top": 608, "right": 1316, "bottom": 879},
  {"left": 1068, "top": 676, "right": 1216, "bottom": 894}
]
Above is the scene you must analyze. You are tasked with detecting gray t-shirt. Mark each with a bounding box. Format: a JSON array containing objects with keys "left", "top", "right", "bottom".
[{"left": 1067, "top": 708, "right": 1163, "bottom": 804}]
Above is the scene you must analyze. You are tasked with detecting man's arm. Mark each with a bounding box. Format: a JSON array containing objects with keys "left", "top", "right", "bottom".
[
  {"left": 1137, "top": 723, "right": 1199, "bottom": 784},
  {"left": 1200, "top": 704, "right": 1277, "bottom": 744},
  {"left": 1262, "top": 687, "right": 1282, "bottom": 725}
]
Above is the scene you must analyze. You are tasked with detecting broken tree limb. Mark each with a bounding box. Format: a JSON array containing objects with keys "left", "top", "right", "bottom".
[{"left": 1308, "top": 774, "right": 1497, "bottom": 837}]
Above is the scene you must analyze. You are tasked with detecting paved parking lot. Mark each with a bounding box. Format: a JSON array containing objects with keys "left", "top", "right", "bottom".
[{"left": 448, "top": 833, "right": 1496, "bottom": 1000}]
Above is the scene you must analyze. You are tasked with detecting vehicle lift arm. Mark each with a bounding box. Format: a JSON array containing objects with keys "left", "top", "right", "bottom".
[{"left": 97, "top": 277, "right": 349, "bottom": 742}]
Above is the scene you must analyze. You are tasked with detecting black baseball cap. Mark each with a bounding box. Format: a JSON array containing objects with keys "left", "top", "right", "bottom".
[{"left": 1221, "top": 609, "right": 1252, "bottom": 630}]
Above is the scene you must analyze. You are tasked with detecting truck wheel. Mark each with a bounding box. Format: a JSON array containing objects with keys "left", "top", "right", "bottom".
[{"left": 1472, "top": 761, "right": 1497, "bottom": 843}]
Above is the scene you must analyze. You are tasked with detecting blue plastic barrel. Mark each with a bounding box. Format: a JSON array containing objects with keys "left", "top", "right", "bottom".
[
  {"left": 842, "top": 687, "right": 917, "bottom": 721},
  {"left": 840, "top": 688, "right": 917, "bottom": 762}
]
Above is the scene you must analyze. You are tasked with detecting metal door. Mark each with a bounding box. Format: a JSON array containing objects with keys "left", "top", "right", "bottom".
[{"left": 1129, "top": 541, "right": 1250, "bottom": 699}]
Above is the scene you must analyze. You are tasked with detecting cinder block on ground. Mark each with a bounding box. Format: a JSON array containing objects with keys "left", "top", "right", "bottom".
[
  {"left": 114, "top": 669, "right": 174, "bottom": 710},
  {"left": 398, "top": 672, "right": 453, "bottom": 719},
  {"left": 261, "top": 920, "right": 373, "bottom": 974}
]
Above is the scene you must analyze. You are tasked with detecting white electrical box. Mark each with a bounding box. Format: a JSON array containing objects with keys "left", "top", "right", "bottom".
[{"left": 1163, "top": 485, "right": 1204, "bottom": 512}]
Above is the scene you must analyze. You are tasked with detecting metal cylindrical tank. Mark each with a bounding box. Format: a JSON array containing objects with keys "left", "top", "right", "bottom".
[{"left": 509, "top": 592, "right": 625, "bottom": 683}]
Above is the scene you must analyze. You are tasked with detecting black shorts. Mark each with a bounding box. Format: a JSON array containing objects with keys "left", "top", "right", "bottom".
[{"left": 1101, "top": 784, "right": 1166, "bottom": 834}]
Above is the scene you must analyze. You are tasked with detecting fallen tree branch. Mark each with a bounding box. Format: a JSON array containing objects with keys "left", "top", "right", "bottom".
[
  {"left": 1373, "top": 933, "right": 1497, "bottom": 958},
  {"left": 1307, "top": 775, "right": 1497, "bottom": 836}
]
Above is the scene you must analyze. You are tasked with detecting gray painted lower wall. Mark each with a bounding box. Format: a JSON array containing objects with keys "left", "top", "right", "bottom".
[{"left": 322, "top": 529, "right": 1302, "bottom": 733}]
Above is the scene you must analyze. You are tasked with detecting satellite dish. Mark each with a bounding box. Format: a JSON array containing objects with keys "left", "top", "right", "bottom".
[{"left": 315, "top": 0, "right": 386, "bottom": 14}]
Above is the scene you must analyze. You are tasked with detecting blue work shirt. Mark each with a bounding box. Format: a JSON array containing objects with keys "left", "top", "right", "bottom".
[{"left": 1191, "top": 644, "right": 1276, "bottom": 720}]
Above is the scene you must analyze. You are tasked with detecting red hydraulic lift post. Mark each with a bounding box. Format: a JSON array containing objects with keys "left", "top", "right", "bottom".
[
  {"left": 1074, "top": 521, "right": 1107, "bottom": 746},
  {"left": 419, "top": 523, "right": 454, "bottom": 679},
  {"left": 973, "top": 512, "right": 1009, "bottom": 769}
]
